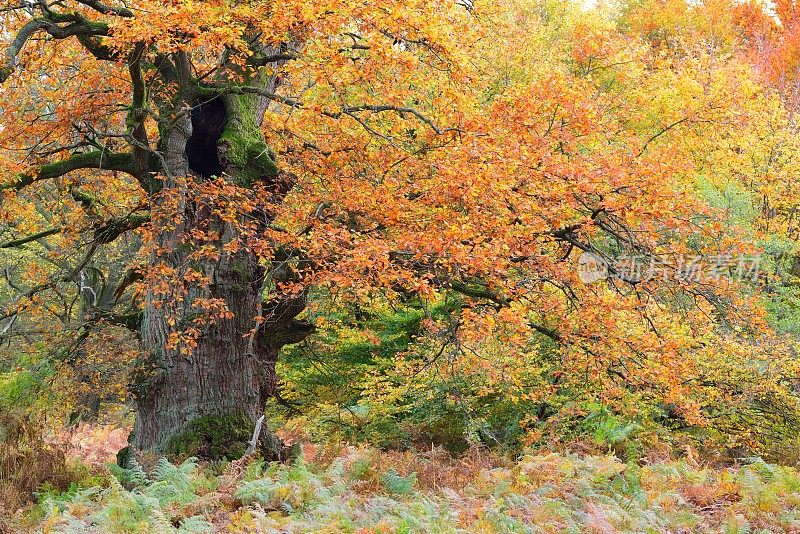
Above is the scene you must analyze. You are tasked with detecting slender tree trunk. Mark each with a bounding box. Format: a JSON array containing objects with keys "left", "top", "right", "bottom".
[{"left": 126, "top": 75, "right": 308, "bottom": 462}]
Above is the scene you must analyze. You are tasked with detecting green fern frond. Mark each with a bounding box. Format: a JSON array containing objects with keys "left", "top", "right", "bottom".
[{"left": 381, "top": 469, "right": 417, "bottom": 495}]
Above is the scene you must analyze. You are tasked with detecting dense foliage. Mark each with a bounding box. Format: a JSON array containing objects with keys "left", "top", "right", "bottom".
[{"left": 3, "top": 0, "right": 800, "bottom": 529}]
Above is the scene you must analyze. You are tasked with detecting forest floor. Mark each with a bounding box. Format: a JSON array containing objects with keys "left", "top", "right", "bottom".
[{"left": 4, "top": 424, "right": 800, "bottom": 533}]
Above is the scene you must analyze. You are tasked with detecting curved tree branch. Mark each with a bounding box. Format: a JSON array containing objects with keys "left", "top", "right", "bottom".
[
  {"left": 1, "top": 151, "right": 137, "bottom": 192},
  {"left": 1, "top": 14, "right": 113, "bottom": 83},
  {"left": 75, "top": 0, "right": 134, "bottom": 18},
  {"left": 201, "top": 85, "right": 455, "bottom": 135},
  {"left": 0, "top": 18, "right": 49, "bottom": 83},
  {"left": 0, "top": 227, "right": 61, "bottom": 248}
]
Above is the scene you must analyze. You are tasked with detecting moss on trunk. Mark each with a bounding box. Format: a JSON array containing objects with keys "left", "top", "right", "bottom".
[
  {"left": 219, "top": 91, "right": 278, "bottom": 188},
  {"left": 165, "top": 413, "right": 253, "bottom": 461}
]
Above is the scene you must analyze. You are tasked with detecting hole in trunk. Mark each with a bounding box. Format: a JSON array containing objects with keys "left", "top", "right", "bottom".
[{"left": 186, "top": 97, "right": 226, "bottom": 178}]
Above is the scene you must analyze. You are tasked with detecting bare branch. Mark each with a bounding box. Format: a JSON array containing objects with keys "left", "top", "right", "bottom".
[
  {"left": 75, "top": 0, "right": 134, "bottom": 17},
  {"left": 339, "top": 105, "right": 455, "bottom": 135},
  {"left": 638, "top": 116, "right": 693, "bottom": 157},
  {"left": 206, "top": 85, "right": 455, "bottom": 135}
]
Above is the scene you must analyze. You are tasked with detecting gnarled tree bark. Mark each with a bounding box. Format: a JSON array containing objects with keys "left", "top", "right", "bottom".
[
  {"left": 0, "top": 3, "right": 311, "bottom": 463},
  {"left": 127, "top": 62, "right": 310, "bottom": 463}
]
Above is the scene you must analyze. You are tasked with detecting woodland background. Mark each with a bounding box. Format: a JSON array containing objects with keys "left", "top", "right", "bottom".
[{"left": 4, "top": 0, "right": 800, "bottom": 531}]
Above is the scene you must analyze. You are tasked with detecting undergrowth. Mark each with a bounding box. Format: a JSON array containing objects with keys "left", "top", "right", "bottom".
[{"left": 8, "top": 445, "right": 800, "bottom": 533}]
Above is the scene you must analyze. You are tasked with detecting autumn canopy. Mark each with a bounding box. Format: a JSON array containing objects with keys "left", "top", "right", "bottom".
[{"left": 2, "top": 0, "right": 800, "bottom": 469}]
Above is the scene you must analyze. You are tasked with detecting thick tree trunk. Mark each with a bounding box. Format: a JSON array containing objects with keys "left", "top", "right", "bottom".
[
  {"left": 126, "top": 78, "right": 307, "bottom": 463},
  {"left": 132, "top": 250, "right": 277, "bottom": 459}
]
